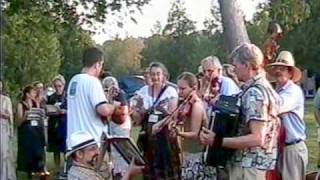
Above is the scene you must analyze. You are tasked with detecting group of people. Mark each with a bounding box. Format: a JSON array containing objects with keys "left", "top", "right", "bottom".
[{"left": 0, "top": 42, "right": 314, "bottom": 180}]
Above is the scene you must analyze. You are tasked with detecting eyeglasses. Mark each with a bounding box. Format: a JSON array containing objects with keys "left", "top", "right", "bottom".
[
  {"left": 54, "top": 85, "right": 63, "bottom": 88},
  {"left": 272, "top": 66, "right": 289, "bottom": 71}
]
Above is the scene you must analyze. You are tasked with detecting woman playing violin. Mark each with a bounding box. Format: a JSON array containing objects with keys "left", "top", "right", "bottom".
[
  {"left": 174, "top": 72, "right": 216, "bottom": 180},
  {"left": 131, "top": 62, "right": 181, "bottom": 180}
]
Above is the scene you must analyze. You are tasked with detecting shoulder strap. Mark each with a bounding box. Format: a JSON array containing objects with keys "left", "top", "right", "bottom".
[{"left": 151, "top": 85, "right": 168, "bottom": 108}]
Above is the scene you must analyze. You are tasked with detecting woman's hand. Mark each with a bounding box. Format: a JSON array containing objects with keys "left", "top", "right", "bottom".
[{"left": 151, "top": 120, "right": 162, "bottom": 135}]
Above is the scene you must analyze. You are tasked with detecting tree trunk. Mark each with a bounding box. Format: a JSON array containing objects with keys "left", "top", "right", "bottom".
[{"left": 218, "top": 0, "right": 251, "bottom": 53}]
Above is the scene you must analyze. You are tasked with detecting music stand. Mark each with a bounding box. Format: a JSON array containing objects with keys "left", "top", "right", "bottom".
[
  {"left": 98, "top": 132, "right": 146, "bottom": 168},
  {"left": 110, "top": 136, "right": 146, "bottom": 166}
]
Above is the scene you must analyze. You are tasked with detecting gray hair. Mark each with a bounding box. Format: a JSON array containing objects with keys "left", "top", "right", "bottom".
[
  {"left": 102, "top": 76, "right": 119, "bottom": 89},
  {"left": 201, "top": 56, "right": 222, "bottom": 70},
  {"left": 229, "top": 43, "right": 264, "bottom": 70}
]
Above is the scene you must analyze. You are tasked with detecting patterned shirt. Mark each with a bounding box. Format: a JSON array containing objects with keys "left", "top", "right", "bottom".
[
  {"left": 234, "top": 74, "right": 280, "bottom": 170},
  {"left": 68, "top": 164, "right": 108, "bottom": 180}
]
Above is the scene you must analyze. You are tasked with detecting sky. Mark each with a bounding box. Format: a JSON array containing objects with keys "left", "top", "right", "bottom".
[{"left": 91, "top": 0, "right": 264, "bottom": 44}]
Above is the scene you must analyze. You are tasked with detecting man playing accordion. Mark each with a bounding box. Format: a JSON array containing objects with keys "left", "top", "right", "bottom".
[{"left": 200, "top": 43, "right": 280, "bottom": 180}]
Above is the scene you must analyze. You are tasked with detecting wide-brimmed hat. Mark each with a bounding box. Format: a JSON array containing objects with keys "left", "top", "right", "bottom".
[
  {"left": 65, "top": 131, "right": 97, "bottom": 158},
  {"left": 267, "top": 51, "right": 302, "bottom": 82}
]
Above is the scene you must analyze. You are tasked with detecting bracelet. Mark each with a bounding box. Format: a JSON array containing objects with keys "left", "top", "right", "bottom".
[{"left": 212, "top": 136, "right": 223, "bottom": 148}]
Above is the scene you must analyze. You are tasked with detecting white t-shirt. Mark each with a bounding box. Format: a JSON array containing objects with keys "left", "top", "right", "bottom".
[
  {"left": 136, "top": 85, "right": 178, "bottom": 110},
  {"left": 67, "top": 73, "right": 107, "bottom": 148}
]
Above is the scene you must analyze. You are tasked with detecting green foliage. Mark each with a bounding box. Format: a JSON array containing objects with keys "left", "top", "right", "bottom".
[
  {"left": 278, "top": 0, "right": 320, "bottom": 71},
  {"left": 141, "top": 32, "right": 225, "bottom": 79},
  {"left": 162, "top": 0, "right": 196, "bottom": 38},
  {"left": 2, "top": 0, "right": 149, "bottom": 99},
  {"left": 59, "top": 26, "right": 95, "bottom": 82},
  {"left": 246, "top": 0, "right": 319, "bottom": 72},
  {"left": 2, "top": 0, "right": 151, "bottom": 30},
  {"left": 246, "top": 9, "right": 271, "bottom": 46},
  {"left": 2, "top": 9, "right": 62, "bottom": 100},
  {"left": 269, "top": 0, "right": 310, "bottom": 31},
  {"left": 140, "top": 0, "right": 225, "bottom": 80},
  {"left": 103, "top": 38, "right": 144, "bottom": 77}
]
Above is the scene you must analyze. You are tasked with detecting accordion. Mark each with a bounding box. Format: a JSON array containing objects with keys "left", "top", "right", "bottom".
[{"left": 203, "top": 94, "right": 241, "bottom": 167}]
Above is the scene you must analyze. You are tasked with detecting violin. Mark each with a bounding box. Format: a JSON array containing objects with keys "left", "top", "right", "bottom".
[
  {"left": 102, "top": 86, "right": 129, "bottom": 125},
  {"left": 152, "top": 90, "right": 197, "bottom": 135},
  {"left": 203, "top": 77, "right": 220, "bottom": 104}
]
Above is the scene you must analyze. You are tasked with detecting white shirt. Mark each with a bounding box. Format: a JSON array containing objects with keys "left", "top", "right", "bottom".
[
  {"left": 219, "top": 76, "right": 241, "bottom": 96},
  {"left": 136, "top": 85, "right": 178, "bottom": 110},
  {"left": 67, "top": 74, "right": 107, "bottom": 148},
  {"left": 277, "top": 80, "right": 306, "bottom": 143}
]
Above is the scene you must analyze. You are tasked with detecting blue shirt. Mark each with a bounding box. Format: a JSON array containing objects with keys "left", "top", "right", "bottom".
[{"left": 277, "top": 80, "right": 306, "bottom": 143}]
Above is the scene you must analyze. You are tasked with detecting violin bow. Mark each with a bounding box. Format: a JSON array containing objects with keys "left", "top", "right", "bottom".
[{"left": 154, "top": 90, "right": 196, "bottom": 133}]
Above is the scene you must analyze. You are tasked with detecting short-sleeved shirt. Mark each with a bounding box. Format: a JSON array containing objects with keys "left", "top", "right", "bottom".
[
  {"left": 277, "top": 80, "right": 306, "bottom": 143},
  {"left": 67, "top": 74, "right": 107, "bottom": 148},
  {"left": 234, "top": 74, "right": 280, "bottom": 170},
  {"left": 136, "top": 85, "right": 178, "bottom": 110}
]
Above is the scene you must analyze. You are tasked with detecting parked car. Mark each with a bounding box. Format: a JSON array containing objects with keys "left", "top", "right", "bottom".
[{"left": 118, "top": 75, "right": 145, "bottom": 98}]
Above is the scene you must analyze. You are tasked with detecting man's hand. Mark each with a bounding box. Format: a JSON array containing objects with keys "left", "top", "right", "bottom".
[
  {"left": 200, "top": 127, "right": 215, "bottom": 146},
  {"left": 123, "top": 158, "right": 144, "bottom": 180},
  {"left": 0, "top": 110, "right": 10, "bottom": 120}
]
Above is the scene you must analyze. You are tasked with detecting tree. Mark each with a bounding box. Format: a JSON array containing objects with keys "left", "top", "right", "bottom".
[
  {"left": 218, "top": 0, "right": 251, "bottom": 53},
  {"left": 162, "top": 0, "right": 196, "bottom": 38},
  {"left": 151, "top": 20, "right": 162, "bottom": 35},
  {"left": 103, "top": 38, "right": 144, "bottom": 77},
  {"left": 246, "top": 0, "right": 316, "bottom": 70},
  {"left": 58, "top": 25, "right": 95, "bottom": 82},
  {"left": 203, "top": 5, "right": 222, "bottom": 36},
  {"left": 278, "top": 0, "right": 320, "bottom": 71},
  {"left": 2, "top": 0, "right": 151, "bottom": 31},
  {"left": 2, "top": 9, "right": 62, "bottom": 99}
]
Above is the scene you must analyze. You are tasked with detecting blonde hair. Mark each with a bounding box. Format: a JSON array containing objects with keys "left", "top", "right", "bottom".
[
  {"left": 177, "top": 72, "right": 198, "bottom": 89},
  {"left": 52, "top": 74, "right": 66, "bottom": 85}
]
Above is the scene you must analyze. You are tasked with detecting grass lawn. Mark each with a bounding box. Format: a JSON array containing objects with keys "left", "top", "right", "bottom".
[
  {"left": 305, "top": 99, "right": 319, "bottom": 172},
  {"left": 16, "top": 100, "right": 319, "bottom": 179}
]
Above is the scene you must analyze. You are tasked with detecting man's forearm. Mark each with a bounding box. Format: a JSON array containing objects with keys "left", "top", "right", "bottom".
[{"left": 222, "top": 133, "right": 263, "bottom": 149}]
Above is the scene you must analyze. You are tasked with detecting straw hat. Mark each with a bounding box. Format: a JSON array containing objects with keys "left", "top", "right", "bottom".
[
  {"left": 65, "top": 131, "right": 97, "bottom": 158},
  {"left": 267, "top": 51, "right": 302, "bottom": 82}
]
